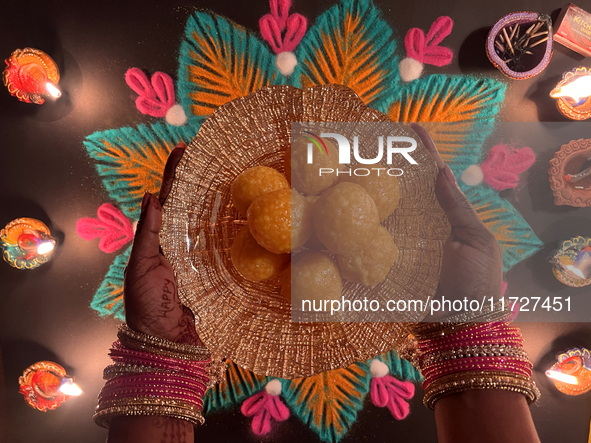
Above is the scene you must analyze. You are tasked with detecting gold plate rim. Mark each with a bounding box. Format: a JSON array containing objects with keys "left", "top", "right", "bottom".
[{"left": 161, "top": 84, "right": 450, "bottom": 378}]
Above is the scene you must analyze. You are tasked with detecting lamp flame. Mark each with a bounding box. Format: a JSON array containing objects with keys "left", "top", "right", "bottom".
[
  {"left": 550, "top": 75, "right": 591, "bottom": 103},
  {"left": 45, "top": 82, "right": 61, "bottom": 98},
  {"left": 36, "top": 241, "right": 55, "bottom": 255},
  {"left": 59, "top": 378, "right": 82, "bottom": 396},
  {"left": 565, "top": 264, "right": 585, "bottom": 280},
  {"left": 545, "top": 370, "right": 578, "bottom": 385}
]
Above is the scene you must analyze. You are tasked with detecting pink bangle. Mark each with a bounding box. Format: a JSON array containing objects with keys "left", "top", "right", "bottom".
[
  {"left": 423, "top": 358, "right": 532, "bottom": 374},
  {"left": 419, "top": 329, "right": 523, "bottom": 350},
  {"left": 417, "top": 322, "right": 520, "bottom": 346},
  {"left": 419, "top": 332, "right": 524, "bottom": 352},
  {"left": 99, "top": 379, "right": 207, "bottom": 397},
  {"left": 99, "top": 387, "right": 205, "bottom": 404},
  {"left": 110, "top": 344, "right": 211, "bottom": 371},
  {"left": 100, "top": 372, "right": 208, "bottom": 389},
  {"left": 100, "top": 389, "right": 204, "bottom": 404},
  {"left": 422, "top": 355, "right": 532, "bottom": 375}
]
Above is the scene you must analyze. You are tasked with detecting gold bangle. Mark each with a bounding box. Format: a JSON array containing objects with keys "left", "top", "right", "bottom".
[
  {"left": 117, "top": 335, "right": 211, "bottom": 361},
  {"left": 103, "top": 364, "right": 169, "bottom": 380},
  {"left": 414, "top": 300, "right": 510, "bottom": 340},
  {"left": 440, "top": 299, "right": 510, "bottom": 324},
  {"left": 423, "top": 370, "right": 540, "bottom": 409},
  {"left": 93, "top": 398, "right": 205, "bottom": 428},
  {"left": 118, "top": 324, "right": 211, "bottom": 361},
  {"left": 424, "top": 369, "right": 531, "bottom": 392},
  {"left": 420, "top": 345, "right": 529, "bottom": 367}
]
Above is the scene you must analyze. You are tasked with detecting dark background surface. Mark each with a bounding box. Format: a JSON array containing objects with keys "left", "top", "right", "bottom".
[{"left": 0, "top": 0, "right": 591, "bottom": 442}]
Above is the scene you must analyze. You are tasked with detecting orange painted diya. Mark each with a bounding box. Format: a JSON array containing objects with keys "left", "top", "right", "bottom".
[
  {"left": 2, "top": 48, "right": 61, "bottom": 104},
  {"left": 546, "top": 348, "right": 591, "bottom": 396},
  {"left": 19, "top": 361, "right": 76, "bottom": 411},
  {"left": 1, "top": 218, "right": 56, "bottom": 269}
]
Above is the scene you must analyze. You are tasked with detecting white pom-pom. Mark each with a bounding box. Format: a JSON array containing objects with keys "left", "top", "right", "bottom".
[
  {"left": 399, "top": 57, "right": 423, "bottom": 82},
  {"left": 461, "top": 165, "right": 484, "bottom": 186},
  {"left": 369, "top": 359, "right": 390, "bottom": 378},
  {"left": 265, "top": 379, "right": 283, "bottom": 396},
  {"left": 276, "top": 51, "right": 298, "bottom": 76},
  {"left": 165, "top": 104, "right": 188, "bottom": 126}
]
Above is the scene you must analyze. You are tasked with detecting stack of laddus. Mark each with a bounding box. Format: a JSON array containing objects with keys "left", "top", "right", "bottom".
[{"left": 230, "top": 135, "right": 401, "bottom": 305}]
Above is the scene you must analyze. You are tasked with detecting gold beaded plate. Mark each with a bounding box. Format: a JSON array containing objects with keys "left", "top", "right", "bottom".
[{"left": 160, "top": 84, "right": 450, "bottom": 379}]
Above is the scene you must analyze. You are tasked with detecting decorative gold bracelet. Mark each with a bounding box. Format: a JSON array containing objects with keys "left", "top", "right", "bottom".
[
  {"left": 423, "top": 370, "right": 541, "bottom": 410},
  {"left": 93, "top": 398, "right": 205, "bottom": 428},
  {"left": 421, "top": 344, "right": 529, "bottom": 366},
  {"left": 117, "top": 324, "right": 211, "bottom": 361},
  {"left": 103, "top": 363, "right": 168, "bottom": 380},
  {"left": 413, "top": 299, "right": 510, "bottom": 340}
]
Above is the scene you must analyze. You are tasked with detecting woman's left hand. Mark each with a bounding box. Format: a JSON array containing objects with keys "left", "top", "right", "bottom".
[{"left": 123, "top": 142, "right": 203, "bottom": 346}]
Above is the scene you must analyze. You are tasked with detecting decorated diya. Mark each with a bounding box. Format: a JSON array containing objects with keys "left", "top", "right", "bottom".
[
  {"left": 486, "top": 12, "right": 553, "bottom": 80},
  {"left": 19, "top": 361, "right": 82, "bottom": 411},
  {"left": 549, "top": 236, "right": 591, "bottom": 288},
  {"left": 549, "top": 138, "right": 591, "bottom": 207},
  {"left": 550, "top": 67, "right": 591, "bottom": 120},
  {"left": 0, "top": 218, "right": 56, "bottom": 269},
  {"left": 3, "top": 48, "right": 61, "bottom": 104},
  {"left": 160, "top": 84, "right": 450, "bottom": 379},
  {"left": 546, "top": 348, "right": 591, "bottom": 396}
]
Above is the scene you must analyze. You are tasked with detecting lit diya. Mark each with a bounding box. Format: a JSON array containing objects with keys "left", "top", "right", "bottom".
[
  {"left": 546, "top": 348, "right": 591, "bottom": 396},
  {"left": 2, "top": 48, "right": 61, "bottom": 104},
  {"left": 0, "top": 218, "right": 56, "bottom": 269},
  {"left": 19, "top": 361, "right": 82, "bottom": 411},
  {"left": 548, "top": 236, "right": 591, "bottom": 288},
  {"left": 550, "top": 66, "right": 591, "bottom": 120},
  {"left": 549, "top": 138, "right": 591, "bottom": 207}
]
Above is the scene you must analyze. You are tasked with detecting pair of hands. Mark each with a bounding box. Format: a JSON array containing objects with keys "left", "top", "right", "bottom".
[{"left": 124, "top": 127, "right": 503, "bottom": 344}]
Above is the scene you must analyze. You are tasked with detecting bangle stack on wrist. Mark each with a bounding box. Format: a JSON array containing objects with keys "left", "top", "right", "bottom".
[
  {"left": 414, "top": 311, "right": 540, "bottom": 409},
  {"left": 93, "top": 324, "right": 225, "bottom": 428}
]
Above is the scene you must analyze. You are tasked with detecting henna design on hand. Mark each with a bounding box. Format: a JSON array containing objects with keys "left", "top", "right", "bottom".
[
  {"left": 158, "top": 279, "right": 177, "bottom": 318},
  {"left": 172, "top": 306, "right": 203, "bottom": 346}
]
